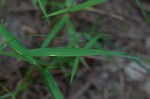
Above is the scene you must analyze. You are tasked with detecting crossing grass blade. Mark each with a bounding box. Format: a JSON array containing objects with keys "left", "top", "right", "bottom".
[
  {"left": 85, "top": 34, "right": 101, "bottom": 48},
  {"left": 0, "top": 83, "right": 16, "bottom": 99},
  {"left": 0, "top": 44, "right": 5, "bottom": 51},
  {"left": 44, "top": 0, "right": 107, "bottom": 17},
  {"left": 22, "top": 48, "right": 125, "bottom": 57},
  {"left": 41, "top": 15, "right": 67, "bottom": 48},
  {"left": 0, "top": 51, "right": 23, "bottom": 58},
  {"left": 65, "top": 17, "right": 90, "bottom": 82}
]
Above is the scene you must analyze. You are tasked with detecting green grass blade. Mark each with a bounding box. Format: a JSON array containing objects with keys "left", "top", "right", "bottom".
[
  {"left": 0, "top": 26, "right": 64, "bottom": 99},
  {"left": 44, "top": 9, "right": 68, "bottom": 18},
  {"left": 44, "top": 0, "right": 107, "bottom": 17},
  {"left": 0, "top": 28, "right": 24, "bottom": 51},
  {"left": 39, "top": 68, "right": 63, "bottom": 99},
  {"left": 68, "top": 0, "right": 107, "bottom": 12},
  {"left": 38, "top": 0, "right": 50, "bottom": 24},
  {"left": 65, "top": 16, "right": 90, "bottom": 81},
  {"left": 0, "top": 51, "right": 22, "bottom": 58},
  {"left": 14, "top": 67, "right": 33, "bottom": 96},
  {"left": 32, "top": 0, "right": 38, "bottom": 6},
  {"left": 38, "top": 0, "right": 47, "bottom": 15},
  {"left": 23, "top": 48, "right": 125, "bottom": 57},
  {"left": 0, "top": 26, "right": 36, "bottom": 64},
  {"left": 41, "top": 15, "right": 67, "bottom": 48},
  {"left": 66, "top": 0, "right": 74, "bottom": 6},
  {"left": 135, "top": 0, "right": 150, "bottom": 22},
  {"left": 46, "top": 58, "right": 61, "bottom": 70},
  {"left": 70, "top": 57, "right": 79, "bottom": 84},
  {"left": 135, "top": 0, "right": 147, "bottom": 18}
]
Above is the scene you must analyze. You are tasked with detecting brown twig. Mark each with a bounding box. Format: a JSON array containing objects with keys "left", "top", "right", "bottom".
[{"left": 86, "top": 7, "right": 125, "bottom": 21}]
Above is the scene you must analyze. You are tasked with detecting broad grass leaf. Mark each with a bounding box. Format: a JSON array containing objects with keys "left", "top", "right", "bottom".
[
  {"left": 45, "top": 0, "right": 107, "bottom": 17},
  {"left": 23, "top": 48, "right": 125, "bottom": 57},
  {"left": 0, "top": 26, "right": 36, "bottom": 64}
]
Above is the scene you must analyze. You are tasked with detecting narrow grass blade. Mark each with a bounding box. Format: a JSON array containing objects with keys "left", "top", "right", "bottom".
[
  {"left": 66, "top": 15, "right": 79, "bottom": 47},
  {"left": 0, "top": 51, "right": 22, "bottom": 58},
  {"left": 41, "top": 15, "right": 67, "bottom": 48},
  {"left": 44, "top": 9, "right": 68, "bottom": 17},
  {"left": 46, "top": 58, "right": 61, "bottom": 70},
  {"left": 89, "top": 16, "right": 100, "bottom": 33},
  {"left": 0, "top": 44, "right": 5, "bottom": 51},
  {"left": 0, "top": 83, "right": 16, "bottom": 99},
  {"left": 135, "top": 0, "right": 150, "bottom": 22},
  {"left": 44, "top": 0, "right": 107, "bottom": 17},
  {"left": 23, "top": 48, "right": 125, "bottom": 57},
  {"left": 0, "top": 94, "right": 11, "bottom": 99},
  {"left": 66, "top": 0, "right": 74, "bottom": 7},
  {"left": 38, "top": 0, "right": 47, "bottom": 15},
  {"left": 14, "top": 67, "right": 33, "bottom": 96},
  {"left": 32, "top": 0, "right": 38, "bottom": 6},
  {"left": 68, "top": 0, "right": 107, "bottom": 12},
  {"left": 38, "top": 0, "right": 50, "bottom": 24},
  {"left": 135, "top": 0, "right": 147, "bottom": 17},
  {"left": 39, "top": 68, "right": 63, "bottom": 99},
  {"left": 70, "top": 57, "right": 79, "bottom": 84},
  {"left": 0, "top": 26, "right": 36, "bottom": 64}
]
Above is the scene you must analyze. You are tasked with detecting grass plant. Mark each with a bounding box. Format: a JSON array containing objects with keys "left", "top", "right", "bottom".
[{"left": 0, "top": 0, "right": 150, "bottom": 99}]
